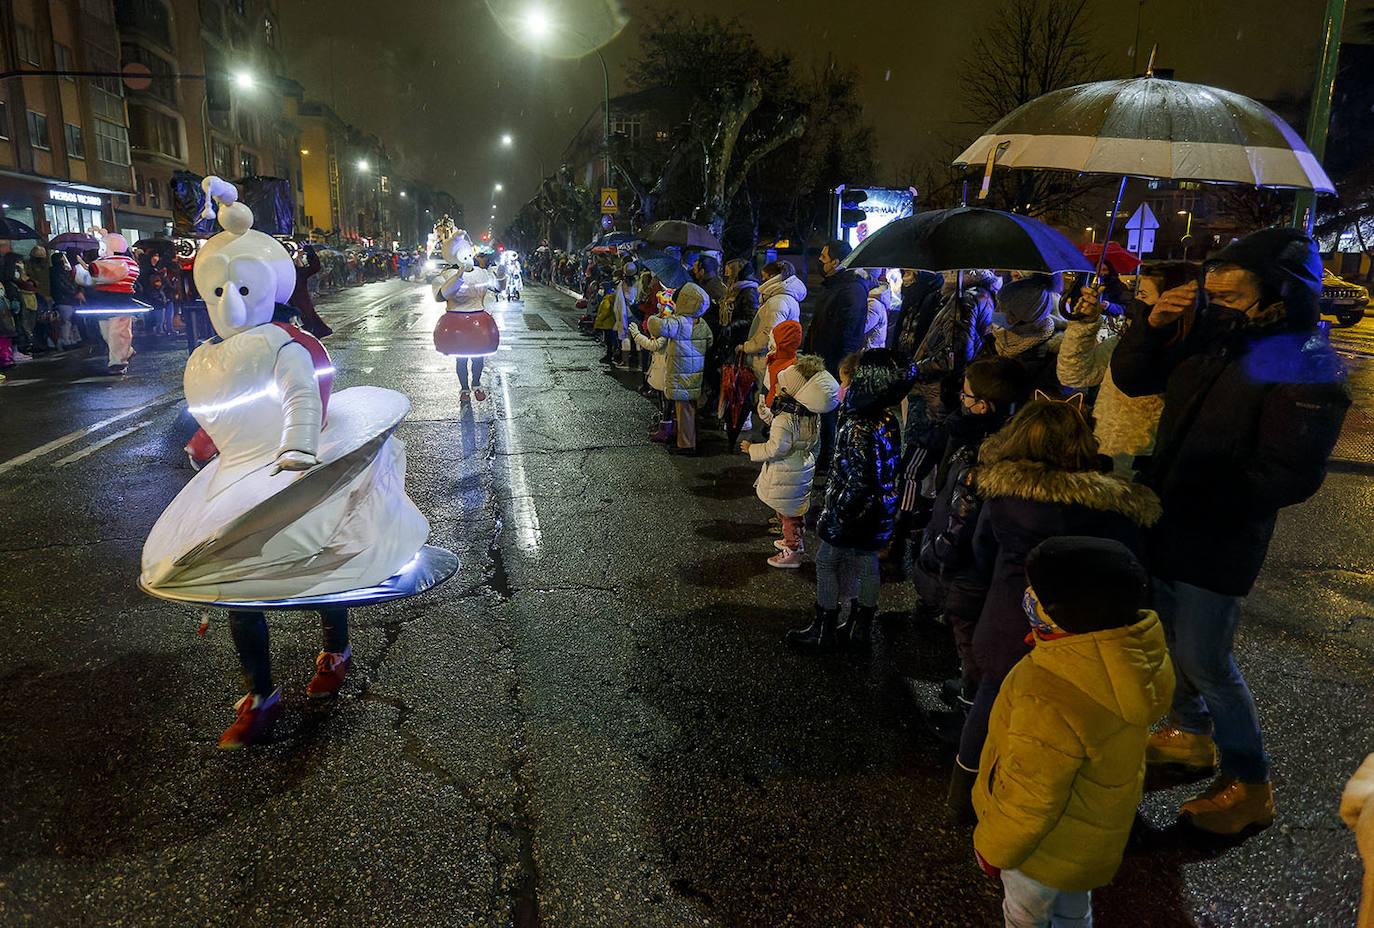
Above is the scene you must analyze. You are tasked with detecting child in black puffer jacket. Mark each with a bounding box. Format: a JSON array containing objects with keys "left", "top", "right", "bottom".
[{"left": 787, "top": 348, "right": 914, "bottom": 652}]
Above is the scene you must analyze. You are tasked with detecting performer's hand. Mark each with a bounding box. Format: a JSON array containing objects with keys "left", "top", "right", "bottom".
[
  {"left": 271, "top": 450, "right": 319, "bottom": 474},
  {"left": 739, "top": 440, "right": 752, "bottom": 453}
]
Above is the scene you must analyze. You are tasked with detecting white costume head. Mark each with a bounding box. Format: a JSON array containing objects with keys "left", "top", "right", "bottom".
[
  {"left": 91, "top": 229, "right": 129, "bottom": 257},
  {"left": 442, "top": 230, "right": 476, "bottom": 272},
  {"left": 193, "top": 176, "right": 295, "bottom": 338}
]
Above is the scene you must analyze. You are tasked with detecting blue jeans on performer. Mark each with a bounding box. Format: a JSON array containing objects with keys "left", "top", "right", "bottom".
[
  {"left": 228, "top": 609, "right": 349, "bottom": 696},
  {"left": 1153, "top": 577, "right": 1270, "bottom": 783}
]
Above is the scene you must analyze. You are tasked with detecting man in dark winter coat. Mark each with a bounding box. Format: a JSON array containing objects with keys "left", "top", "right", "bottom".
[
  {"left": 804, "top": 240, "right": 871, "bottom": 468},
  {"left": 1111, "top": 227, "right": 1351, "bottom": 835}
]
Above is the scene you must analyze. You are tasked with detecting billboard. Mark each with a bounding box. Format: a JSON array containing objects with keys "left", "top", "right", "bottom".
[{"left": 834, "top": 185, "right": 916, "bottom": 249}]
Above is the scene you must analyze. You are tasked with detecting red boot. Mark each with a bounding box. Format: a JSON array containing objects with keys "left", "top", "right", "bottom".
[
  {"left": 306, "top": 648, "right": 351, "bottom": 699},
  {"left": 218, "top": 685, "right": 283, "bottom": 750},
  {"left": 648, "top": 421, "right": 674, "bottom": 443}
]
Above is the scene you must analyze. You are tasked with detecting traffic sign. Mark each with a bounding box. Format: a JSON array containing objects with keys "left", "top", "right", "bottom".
[
  {"left": 1127, "top": 228, "right": 1156, "bottom": 255},
  {"left": 600, "top": 188, "right": 618, "bottom": 214},
  {"left": 600, "top": 213, "right": 615, "bottom": 231},
  {"left": 1125, "top": 203, "right": 1160, "bottom": 231}
]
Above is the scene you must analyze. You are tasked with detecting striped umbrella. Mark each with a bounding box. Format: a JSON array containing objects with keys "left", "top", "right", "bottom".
[{"left": 953, "top": 75, "right": 1333, "bottom": 193}]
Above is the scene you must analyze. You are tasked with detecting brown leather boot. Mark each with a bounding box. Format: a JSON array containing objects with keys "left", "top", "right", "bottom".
[{"left": 1180, "top": 776, "right": 1275, "bottom": 834}]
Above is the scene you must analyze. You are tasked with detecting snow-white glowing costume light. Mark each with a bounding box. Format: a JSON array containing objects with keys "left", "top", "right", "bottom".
[{"left": 140, "top": 176, "right": 429, "bottom": 602}]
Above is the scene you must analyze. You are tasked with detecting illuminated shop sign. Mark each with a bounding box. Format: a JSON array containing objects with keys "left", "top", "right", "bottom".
[{"left": 49, "top": 189, "right": 102, "bottom": 207}]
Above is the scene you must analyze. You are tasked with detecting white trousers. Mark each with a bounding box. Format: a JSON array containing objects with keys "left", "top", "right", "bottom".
[{"left": 99, "top": 315, "right": 134, "bottom": 365}]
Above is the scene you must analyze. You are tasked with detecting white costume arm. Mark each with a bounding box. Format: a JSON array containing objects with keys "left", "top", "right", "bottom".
[{"left": 273, "top": 341, "right": 322, "bottom": 464}]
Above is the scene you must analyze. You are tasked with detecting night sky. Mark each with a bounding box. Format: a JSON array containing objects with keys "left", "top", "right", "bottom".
[{"left": 276, "top": 0, "right": 1374, "bottom": 227}]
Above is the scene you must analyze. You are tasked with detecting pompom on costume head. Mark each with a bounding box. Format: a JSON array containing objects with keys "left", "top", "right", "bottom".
[
  {"left": 656, "top": 288, "right": 675, "bottom": 315},
  {"left": 441, "top": 230, "right": 476, "bottom": 272},
  {"left": 193, "top": 176, "right": 295, "bottom": 338}
]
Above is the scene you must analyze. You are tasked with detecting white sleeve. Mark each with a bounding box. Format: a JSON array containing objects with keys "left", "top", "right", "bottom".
[{"left": 274, "top": 341, "right": 322, "bottom": 456}]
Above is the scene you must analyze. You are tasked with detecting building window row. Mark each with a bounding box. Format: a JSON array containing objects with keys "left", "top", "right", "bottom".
[
  {"left": 114, "top": 0, "right": 174, "bottom": 50},
  {"left": 65, "top": 123, "right": 85, "bottom": 159},
  {"left": 129, "top": 107, "right": 182, "bottom": 160},
  {"left": 0, "top": 101, "right": 9, "bottom": 141},
  {"left": 17, "top": 25, "right": 43, "bottom": 66},
  {"left": 53, "top": 42, "right": 76, "bottom": 77},
  {"left": 95, "top": 119, "right": 132, "bottom": 165}
]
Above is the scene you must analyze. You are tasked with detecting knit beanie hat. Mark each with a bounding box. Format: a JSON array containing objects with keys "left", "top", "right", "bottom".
[{"left": 1024, "top": 536, "right": 1148, "bottom": 634}]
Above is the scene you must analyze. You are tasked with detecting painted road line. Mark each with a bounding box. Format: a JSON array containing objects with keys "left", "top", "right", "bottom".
[
  {"left": 0, "top": 378, "right": 42, "bottom": 387},
  {"left": 0, "top": 390, "right": 182, "bottom": 477},
  {"left": 52, "top": 420, "right": 153, "bottom": 467}
]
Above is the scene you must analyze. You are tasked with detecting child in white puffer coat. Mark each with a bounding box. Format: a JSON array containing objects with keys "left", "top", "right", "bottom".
[{"left": 740, "top": 354, "right": 840, "bottom": 568}]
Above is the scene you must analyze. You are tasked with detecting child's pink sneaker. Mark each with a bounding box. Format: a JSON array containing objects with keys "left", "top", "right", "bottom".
[{"left": 768, "top": 547, "right": 804, "bottom": 569}]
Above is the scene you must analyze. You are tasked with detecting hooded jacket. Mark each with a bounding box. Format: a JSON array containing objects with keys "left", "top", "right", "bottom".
[
  {"left": 750, "top": 356, "right": 841, "bottom": 517},
  {"left": 973, "top": 611, "right": 1175, "bottom": 892},
  {"left": 648, "top": 283, "right": 714, "bottom": 401},
  {"left": 969, "top": 457, "right": 1161, "bottom": 683},
  {"left": 865, "top": 282, "right": 893, "bottom": 350},
  {"left": 741, "top": 274, "right": 807, "bottom": 376},
  {"left": 817, "top": 353, "right": 912, "bottom": 549},
  {"left": 1111, "top": 309, "right": 1350, "bottom": 595},
  {"left": 764, "top": 319, "right": 803, "bottom": 405},
  {"left": 630, "top": 323, "right": 669, "bottom": 392},
  {"left": 804, "top": 268, "right": 870, "bottom": 374}
]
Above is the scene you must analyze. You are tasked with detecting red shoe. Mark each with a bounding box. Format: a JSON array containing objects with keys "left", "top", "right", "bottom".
[
  {"left": 306, "top": 648, "right": 351, "bottom": 699},
  {"left": 218, "top": 685, "right": 283, "bottom": 750},
  {"left": 472, "top": 387, "right": 487, "bottom": 402}
]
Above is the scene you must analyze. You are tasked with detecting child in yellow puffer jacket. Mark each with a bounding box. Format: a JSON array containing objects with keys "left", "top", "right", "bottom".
[{"left": 972, "top": 536, "right": 1174, "bottom": 927}]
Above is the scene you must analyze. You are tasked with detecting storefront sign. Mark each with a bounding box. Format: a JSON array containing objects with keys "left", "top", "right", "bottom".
[{"left": 49, "top": 188, "right": 102, "bottom": 207}]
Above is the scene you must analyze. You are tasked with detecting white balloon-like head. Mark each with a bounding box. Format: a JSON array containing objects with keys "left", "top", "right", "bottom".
[
  {"left": 91, "top": 229, "right": 128, "bottom": 257},
  {"left": 442, "top": 230, "right": 476, "bottom": 272},
  {"left": 193, "top": 176, "right": 295, "bottom": 338}
]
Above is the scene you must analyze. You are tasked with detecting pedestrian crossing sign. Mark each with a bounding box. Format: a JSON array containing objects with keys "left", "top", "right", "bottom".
[{"left": 601, "top": 188, "right": 618, "bottom": 214}]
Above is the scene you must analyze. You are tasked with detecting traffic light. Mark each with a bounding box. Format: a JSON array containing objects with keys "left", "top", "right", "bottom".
[
  {"left": 481, "top": 232, "right": 489, "bottom": 241},
  {"left": 839, "top": 188, "right": 869, "bottom": 228}
]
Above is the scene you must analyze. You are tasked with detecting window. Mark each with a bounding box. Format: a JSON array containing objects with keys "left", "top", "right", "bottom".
[
  {"left": 120, "top": 43, "right": 177, "bottom": 105},
  {"left": 240, "top": 150, "right": 258, "bottom": 176},
  {"left": 0, "top": 101, "right": 9, "bottom": 140},
  {"left": 199, "top": 0, "right": 223, "bottom": 33},
  {"left": 90, "top": 87, "right": 123, "bottom": 123},
  {"left": 235, "top": 110, "right": 257, "bottom": 146},
  {"left": 94, "top": 119, "right": 131, "bottom": 165},
  {"left": 128, "top": 107, "right": 181, "bottom": 159},
  {"left": 17, "top": 25, "right": 42, "bottom": 66},
  {"left": 27, "top": 111, "right": 50, "bottom": 150},
  {"left": 54, "top": 43, "right": 75, "bottom": 77},
  {"left": 80, "top": 0, "right": 113, "bottom": 20},
  {"left": 612, "top": 116, "right": 641, "bottom": 143},
  {"left": 264, "top": 16, "right": 276, "bottom": 48},
  {"left": 212, "top": 139, "right": 234, "bottom": 176},
  {"left": 113, "top": 0, "right": 173, "bottom": 49},
  {"left": 380, "top": 175, "right": 391, "bottom": 194},
  {"left": 85, "top": 45, "right": 124, "bottom": 96},
  {"left": 147, "top": 176, "right": 161, "bottom": 208},
  {"left": 44, "top": 204, "right": 103, "bottom": 236},
  {"left": 65, "top": 123, "right": 85, "bottom": 158}
]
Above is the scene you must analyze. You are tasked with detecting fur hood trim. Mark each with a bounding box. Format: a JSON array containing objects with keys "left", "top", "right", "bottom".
[{"left": 974, "top": 459, "right": 1161, "bottom": 526}]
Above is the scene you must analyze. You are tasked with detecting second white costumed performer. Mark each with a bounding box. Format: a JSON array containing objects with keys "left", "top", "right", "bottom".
[{"left": 142, "top": 176, "right": 443, "bottom": 750}]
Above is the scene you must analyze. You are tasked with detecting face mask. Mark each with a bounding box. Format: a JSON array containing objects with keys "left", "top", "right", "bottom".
[{"left": 1023, "top": 588, "right": 1058, "bottom": 636}]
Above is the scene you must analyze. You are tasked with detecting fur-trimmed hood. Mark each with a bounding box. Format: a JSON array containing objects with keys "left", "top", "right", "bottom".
[
  {"left": 974, "top": 459, "right": 1161, "bottom": 526},
  {"left": 844, "top": 348, "right": 916, "bottom": 413}
]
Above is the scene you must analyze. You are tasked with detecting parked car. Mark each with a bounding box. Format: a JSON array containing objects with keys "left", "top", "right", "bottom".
[{"left": 1320, "top": 268, "right": 1370, "bottom": 327}]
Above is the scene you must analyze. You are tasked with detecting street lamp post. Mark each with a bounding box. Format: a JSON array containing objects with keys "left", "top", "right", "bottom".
[{"left": 523, "top": 11, "right": 611, "bottom": 191}]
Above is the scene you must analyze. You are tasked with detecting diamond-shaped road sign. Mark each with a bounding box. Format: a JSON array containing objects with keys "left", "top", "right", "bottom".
[{"left": 601, "top": 188, "right": 618, "bottom": 214}]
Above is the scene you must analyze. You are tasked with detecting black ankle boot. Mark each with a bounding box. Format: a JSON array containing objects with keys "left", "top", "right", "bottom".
[
  {"left": 785, "top": 605, "right": 840, "bottom": 652},
  {"left": 838, "top": 600, "right": 877, "bottom": 648},
  {"left": 946, "top": 764, "right": 978, "bottom": 825}
]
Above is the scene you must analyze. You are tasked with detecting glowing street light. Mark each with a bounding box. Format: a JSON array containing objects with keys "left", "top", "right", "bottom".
[
  {"left": 356, "top": 159, "right": 369, "bottom": 171},
  {"left": 501, "top": 134, "right": 514, "bottom": 146},
  {"left": 400, "top": 191, "right": 407, "bottom": 197},
  {"left": 233, "top": 70, "right": 255, "bottom": 90},
  {"left": 494, "top": 183, "right": 503, "bottom": 192},
  {"left": 525, "top": 9, "right": 550, "bottom": 39}
]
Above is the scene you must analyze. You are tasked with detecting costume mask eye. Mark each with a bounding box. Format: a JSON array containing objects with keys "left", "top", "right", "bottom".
[
  {"left": 214, "top": 287, "right": 224, "bottom": 296},
  {"left": 239, "top": 286, "right": 249, "bottom": 295}
]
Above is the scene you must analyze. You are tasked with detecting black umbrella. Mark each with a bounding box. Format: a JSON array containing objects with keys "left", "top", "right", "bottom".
[
  {"left": 0, "top": 217, "right": 40, "bottom": 240},
  {"left": 642, "top": 220, "right": 722, "bottom": 252},
  {"left": 840, "top": 207, "right": 1094, "bottom": 275}
]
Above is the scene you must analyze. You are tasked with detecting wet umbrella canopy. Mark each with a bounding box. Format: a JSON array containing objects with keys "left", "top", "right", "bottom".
[
  {"left": 642, "top": 220, "right": 722, "bottom": 252},
  {"left": 954, "top": 76, "right": 1335, "bottom": 192},
  {"left": 840, "top": 207, "right": 1094, "bottom": 275}
]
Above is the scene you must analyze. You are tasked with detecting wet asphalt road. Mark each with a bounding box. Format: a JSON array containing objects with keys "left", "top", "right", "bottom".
[{"left": 0, "top": 280, "right": 1370, "bottom": 927}]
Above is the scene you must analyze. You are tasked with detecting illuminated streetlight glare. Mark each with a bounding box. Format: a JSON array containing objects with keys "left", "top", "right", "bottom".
[
  {"left": 525, "top": 9, "right": 550, "bottom": 39},
  {"left": 356, "top": 159, "right": 369, "bottom": 171},
  {"left": 494, "top": 183, "right": 503, "bottom": 192},
  {"left": 233, "top": 71, "right": 255, "bottom": 90},
  {"left": 501, "top": 134, "right": 514, "bottom": 146}
]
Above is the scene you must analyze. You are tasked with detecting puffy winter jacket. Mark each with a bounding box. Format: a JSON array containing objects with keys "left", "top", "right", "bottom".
[
  {"left": 1111, "top": 313, "right": 1350, "bottom": 595},
  {"left": 969, "top": 457, "right": 1161, "bottom": 684},
  {"left": 817, "top": 353, "right": 912, "bottom": 550},
  {"left": 750, "top": 357, "right": 840, "bottom": 517},
  {"left": 631, "top": 324, "right": 669, "bottom": 393},
  {"left": 804, "top": 268, "right": 870, "bottom": 374},
  {"left": 973, "top": 611, "right": 1174, "bottom": 892},
  {"left": 1056, "top": 312, "right": 1164, "bottom": 471},
  {"left": 648, "top": 283, "right": 714, "bottom": 401},
  {"left": 742, "top": 274, "right": 806, "bottom": 379},
  {"left": 865, "top": 285, "right": 892, "bottom": 350}
]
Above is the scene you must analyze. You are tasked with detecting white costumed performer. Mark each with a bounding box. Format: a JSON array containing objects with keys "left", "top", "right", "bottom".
[
  {"left": 431, "top": 230, "right": 501, "bottom": 402},
  {"left": 141, "top": 176, "right": 431, "bottom": 749}
]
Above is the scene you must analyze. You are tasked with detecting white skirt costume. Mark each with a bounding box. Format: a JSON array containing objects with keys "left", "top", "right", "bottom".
[{"left": 140, "top": 177, "right": 429, "bottom": 604}]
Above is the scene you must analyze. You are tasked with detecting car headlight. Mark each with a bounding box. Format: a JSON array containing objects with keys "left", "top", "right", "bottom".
[{"left": 424, "top": 260, "right": 437, "bottom": 272}]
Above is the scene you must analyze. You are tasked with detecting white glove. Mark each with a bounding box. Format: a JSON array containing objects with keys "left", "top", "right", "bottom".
[{"left": 271, "top": 450, "right": 320, "bottom": 474}]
